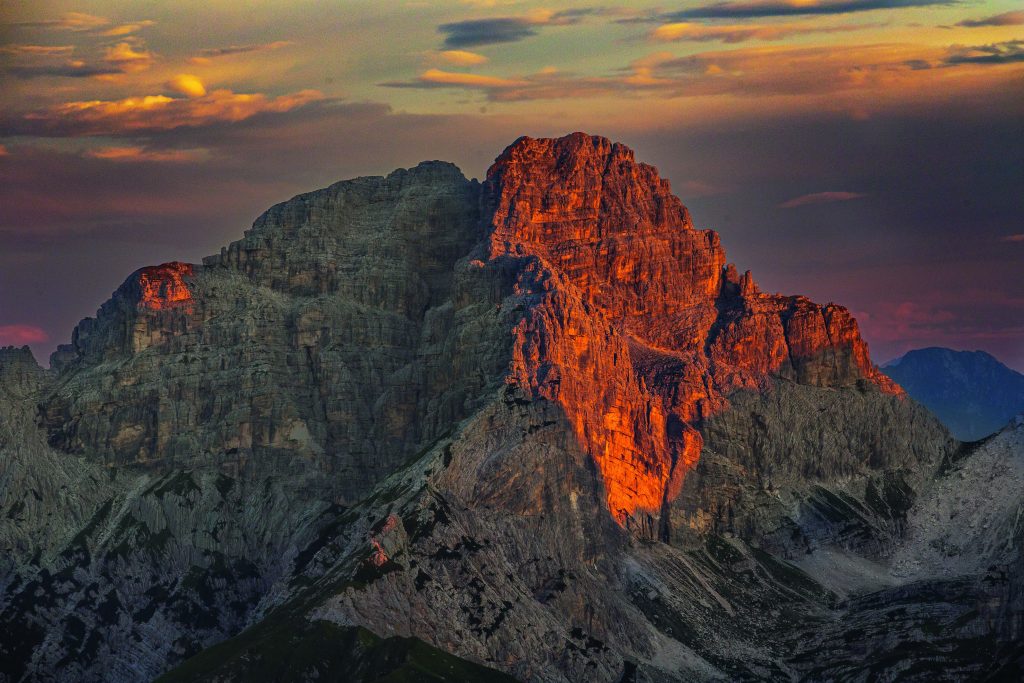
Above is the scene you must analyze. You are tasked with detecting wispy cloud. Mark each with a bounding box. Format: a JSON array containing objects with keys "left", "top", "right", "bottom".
[
  {"left": 945, "top": 40, "right": 1024, "bottom": 65},
  {"left": 11, "top": 12, "right": 110, "bottom": 32},
  {"left": 662, "top": 0, "right": 954, "bottom": 20},
  {"left": 437, "top": 8, "right": 597, "bottom": 47},
  {"left": 6, "top": 89, "right": 326, "bottom": 137},
  {"left": 5, "top": 63, "right": 123, "bottom": 79},
  {"left": 0, "top": 44, "right": 75, "bottom": 56},
  {"left": 100, "top": 20, "right": 155, "bottom": 37},
  {"left": 188, "top": 40, "right": 293, "bottom": 64},
  {"left": 387, "top": 36, "right": 1024, "bottom": 105},
  {"left": 1002, "top": 234, "right": 1024, "bottom": 243},
  {"left": 1, "top": 43, "right": 133, "bottom": 80},
  {"left": 435, "top": 49, "right": 489, "bottom": 65},
  {"left": 101, "top": 42, "right": 155, "bottom": 73},
  {"left": 386, "top": 68, "right": 529, "bottom": 89},
  {"left": 651, "top": 21, "right": 878, "bottom": 43},
  {"left": 84, "top": 146, "right": 209, "bottom": 163},
  {"left": 779, "top": 191, "right": 866, "bottom": 208},
  {"left": 955, "top": 10, "right": 1024, "bottom": 28},
  {"left": 0, "top": 324, "right": 49, "bottom": 345}
]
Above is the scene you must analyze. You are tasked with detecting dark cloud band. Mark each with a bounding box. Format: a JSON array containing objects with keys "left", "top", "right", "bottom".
[
  {"left": 438, "top": 19, "right": 537, "bottom": 48},
  {"left": 666, "top": 0, "right": 955, "bottom": 20}
]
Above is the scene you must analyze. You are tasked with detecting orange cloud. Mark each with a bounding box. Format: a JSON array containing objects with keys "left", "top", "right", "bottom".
[
  {"left": 1002, "top": 234, "right": 1024, "bottom": 243},
  {"left": 20, "top": 88, "right": 325, "bottom": 135},
  {"left": 102, "top": 42, "right": 155, "bottom": 73},
  {"left": 437, "top": 49, "right": 489, "bottom": 65},
  {"left": 415, "top": 68, "right": 529, "bottom": 88},
  {"left": 651, "top": 21, "right": 878, "bottom": 43},
  {"left": 16, "top": 12, "right": 109, "bottom": 31},
  {"left": 0, "top": 325, "right": 48, "bottom": 345},
  {"left": 0, "top": 144, "right": 8, "bottom": 156},
  {"left": 384, "top": 40, "right": 1024, "bottom": 107},
  {"left": 101, "top": 20, "right": 156, "bottom": 37},
  {"left": 84, "top": 146, "right": 209, "bottom": 162},
  {"left": 165, "top": 74, "right": 207, "bottom": 98}
]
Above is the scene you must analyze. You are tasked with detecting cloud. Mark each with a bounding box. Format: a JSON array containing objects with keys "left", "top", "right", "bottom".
[
  {"left": 6, "top": 89, "right": 327, "bottom": 136},
  {"left": 387, "top": 68, "right": 529, "bottom": 89},
  {"left": 437, "top": 8, "right": 595, "bottom": 47},
  {"left": 945, "top": 40, "right": 1024, "bottom": 65},
  {"left": 663, "top": 0, "right": 954, "bottom": 20},
  {"left": 779, "top": 191, "right": 867, "bottom": 207},
  {"left": 438, "top": 18, "right": 539, "bottom": 47},
  {"left": 0, "top": 44, "right": 127, "bottom": 79},
  {"left": 84, "top": 146, "right": 209, "bottom": 163},
  {"left": 385, "top": 44, "right": 961, "bottom": 101},
  {"left": 956, "top": 11, "right": 1024, "bottom": 28},
  {"left": 0, "top": 44, "right": 75, "bottom": 56},
  {"left": 165, "top": 74, "right": 207, "bottom": 98},
  {"left": 1002, "top": 234, "right": 1024, "bottom": 243},
  {"left": 102, "top": 42, "right": 155, "bottom": 73},
  {"left": 436, "top": 49, "right": 489, "bottom": 65},
  {"left": 12, "top": 12, "right": 109, "bottom": 31},
  {"left": 188, "top": 41, "right": 293, "bottom": 64},
  {"left": 100, "top": 20, "right": 156, "bottom": 37},
  {"left": 5, "top": 63, "right": 123, "bottom": 79},
  {"left": 0, "top": 145, "right": 8, "bottom": 156},
  {"left": 651, "top": 21, "right": 878, "bottom": 43},
  {"left": 0, "top": 325, "right": 49, "bottom": 345}
]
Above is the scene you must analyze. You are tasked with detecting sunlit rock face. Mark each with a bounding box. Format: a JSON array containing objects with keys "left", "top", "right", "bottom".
[
  {"left": 485, "top": 133, "right": 899, "bottom": 529},
  {"left": 40, "top": 132, "right": 900, "bottom": 530},
  {"left": 136, "top": 263, "right": 195, "bottom": 312},
  {"left": 9, "top": 133, "right": 1018, "bottom": 683}
]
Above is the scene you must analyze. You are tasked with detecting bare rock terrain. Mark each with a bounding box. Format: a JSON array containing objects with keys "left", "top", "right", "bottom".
[{"left": 1, "top": 134, "right": 1020, "bottom": 682}]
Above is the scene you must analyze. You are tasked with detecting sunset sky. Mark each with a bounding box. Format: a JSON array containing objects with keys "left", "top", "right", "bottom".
[{"left": 1, "top": 0, "right": 1022, "bottom": 369}]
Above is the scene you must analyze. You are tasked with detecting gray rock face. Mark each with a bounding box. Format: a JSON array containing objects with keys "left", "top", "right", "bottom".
[
  {"left": 1, "top": 135, "right": 1020, "bottom": 682},
  {"left": 41, "top": 162, "right": 496, "bottom": 502}
]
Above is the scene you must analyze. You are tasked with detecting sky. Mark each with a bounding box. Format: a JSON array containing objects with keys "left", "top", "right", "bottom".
[{"left": 1, "top": 0, "right": 1022, "bottom": 370}]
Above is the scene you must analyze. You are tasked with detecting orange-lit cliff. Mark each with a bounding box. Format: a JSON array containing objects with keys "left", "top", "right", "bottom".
[
  {"left": 136, "top": 262, "right": 195, "bottom": 311},
  {"left": 44, "top": 134, "right": 899, "bottom": 533},
  {"left": 487, "top": 133, "right": 900, "bottom": 530}
]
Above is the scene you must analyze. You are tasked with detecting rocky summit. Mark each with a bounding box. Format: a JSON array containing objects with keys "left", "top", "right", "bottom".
[{"left": 0, "top": 133, "right": 1020, "bottom": 682}]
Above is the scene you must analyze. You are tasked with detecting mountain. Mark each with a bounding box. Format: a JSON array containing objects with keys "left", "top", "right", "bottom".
[
  {"left": 1, "top": 133, "right": 1020, "bottom": 682},
  {"left": 882, "top": 347, "right": 1024, "bottom": 441}
]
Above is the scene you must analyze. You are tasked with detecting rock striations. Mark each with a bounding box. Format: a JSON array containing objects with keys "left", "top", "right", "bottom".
[
  {"left": 1, "top": 133, "right": 1019, "bottom": 683},
  {"left": 487, "top": 133, "right": 899, "bottom": 528}
]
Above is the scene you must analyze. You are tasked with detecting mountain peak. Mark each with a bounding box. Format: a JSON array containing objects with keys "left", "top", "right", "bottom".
[
  {"left": 480, "top": 132, "right": 900, "bottom": 526},
  {"left": 883, "top": 346, "right": 1024, "bottom": 440}
]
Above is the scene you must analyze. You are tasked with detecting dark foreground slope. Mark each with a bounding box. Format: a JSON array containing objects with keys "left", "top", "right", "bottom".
[
  {"left": 883, "top": 347, "right": 1024, "bottom": 441},
  {"left": 1, "top": 134, "right": 1020, "bottom": 682}
]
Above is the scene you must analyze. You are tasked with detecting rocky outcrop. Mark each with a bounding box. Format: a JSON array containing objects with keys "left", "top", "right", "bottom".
[
  {"left": 1, "top": 133, "right": 1016, "bottom": 683},
  {"left": 485, "top": 133, "right": 900, "bottom": 530},
  {"left": 40, "top": 162, "right": 497, "bottom": 501}
]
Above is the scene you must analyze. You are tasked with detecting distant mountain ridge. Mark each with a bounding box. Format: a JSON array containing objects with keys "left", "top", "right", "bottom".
[{"left": 883, "top": 347, "right": 1024, "bottom": 441}]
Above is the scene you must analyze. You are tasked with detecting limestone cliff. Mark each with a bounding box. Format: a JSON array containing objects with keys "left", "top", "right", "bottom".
[
  {"left": 0, "top": 133, "right": 1018, "bottom": 683},
  {"left": 486, "top": 133, "right": 900, "bottom": 530}
]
